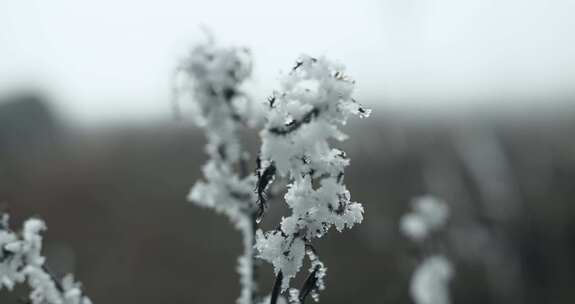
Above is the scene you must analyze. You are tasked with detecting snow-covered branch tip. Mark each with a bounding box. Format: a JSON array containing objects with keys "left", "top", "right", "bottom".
[
  {"left": 401, "top": 196, "right": 454, "bottom": 304},
  {"left": 0, "top": 213, "right": 92, "bottom": 304},
  {"left": 177, "top": 39, "right": 260, "bottom": 304},
  {"left": 255, "top": 55, "right": 371, "bottom": 302}
]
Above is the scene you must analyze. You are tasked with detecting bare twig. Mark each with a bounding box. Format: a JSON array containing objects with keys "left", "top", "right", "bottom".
[
  {"left": 299, "top": 266, "right": 320, "bottom": 303},
  {"left": 270, "top": 271, "right": 283, "bottom": 304}
]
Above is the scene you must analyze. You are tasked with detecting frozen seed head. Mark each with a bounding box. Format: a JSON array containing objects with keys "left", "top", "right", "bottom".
[
  {"left": 255, "top": 55, "right": 370, "bottom": 293},
  {"left": 179, "top": 39, "right": 259, "bottom": 304},
  {"left": 177, "top": 39, "right": 256, "bottom": 163},
  {"left": 183, "top": 39, "right": 259, "bottom": 221}
]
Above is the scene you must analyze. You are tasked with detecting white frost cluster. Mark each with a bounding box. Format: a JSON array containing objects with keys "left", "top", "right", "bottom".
[
  {"left": 178, "top": 40, "right": 259, "bottom": 304},
  {"left": 400, "top": 195, "right": 449, "bottom": 242},
  {"left": 255, "top": 55, "right": 370, "bottom": 296},
  {"left": 0, "top": 214, "right": 91, "bottom": 304},
  {"left": 410, "top": 255, "right": 454, "bottom": 304},
  {"left": 177, "top": 38, "right": 256, "bottom": 165}
]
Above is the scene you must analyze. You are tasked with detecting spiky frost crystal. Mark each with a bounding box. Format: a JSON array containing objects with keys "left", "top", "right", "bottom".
[
  {"left": 255, "top": 55, "right": 370, "bottom": 296},
  {"left": 0, "top": 214, "right": 91, "bottom": 304},
  {"left": 178, "top": 40, "right": 259, "bottom": 304}
]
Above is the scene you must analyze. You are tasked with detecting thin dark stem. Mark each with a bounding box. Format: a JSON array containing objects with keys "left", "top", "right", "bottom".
[
  {"left": 251, "top": 212, "right": 259, "bottom": 303},
  {"left": 299, "top": 266, "right": 320, "bottom": 303},
  {"left": 269, "top": 108, "right": 320, "bottom": 136},
  {"left": 42, "top": 265, "right": 64, "bottom": 292},
  {"left": 270, "top": 271, "right": 283, "bottom": 304}
]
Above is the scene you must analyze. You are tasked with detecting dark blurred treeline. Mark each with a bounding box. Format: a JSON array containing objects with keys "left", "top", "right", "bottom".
[{"left": 1, "top": 93, "right": 574, "bottom": 304}]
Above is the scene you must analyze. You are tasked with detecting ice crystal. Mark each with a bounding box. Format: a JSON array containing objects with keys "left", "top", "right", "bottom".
[
  {"left": 0, "top": 214, "right": 91, "bottom": 304},
  {"left": 255, "top": 55, "right": 370, "bottom": 296},
  {"left": 177, "top": 39, "right": 259, "bottom": 304}
]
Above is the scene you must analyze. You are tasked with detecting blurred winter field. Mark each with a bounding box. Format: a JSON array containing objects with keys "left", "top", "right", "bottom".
[
  {"left": 2, "top": 0, "right": 575, "bottom": 303},
  {"left": 0, "top": 93, "right": 574, "bottom": 303}
]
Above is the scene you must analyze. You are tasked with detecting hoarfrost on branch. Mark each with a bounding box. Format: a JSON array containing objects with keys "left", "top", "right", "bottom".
[
  {"left": 0, "top": 213, "right": 91, "bottom": 304},
  {"left": 255, "top": 55, "right": 370, "bottom": 300},
  {"left": 176, "top": 39, "right": 259, "bottom": 304}
]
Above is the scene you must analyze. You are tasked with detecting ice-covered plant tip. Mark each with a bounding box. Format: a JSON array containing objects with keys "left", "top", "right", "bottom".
[
  {"left": 400, "top": 196, "right": 454, "bottom": 304},
  {"left": 0, "top": 213, "right": 91, "bottom": 304},
  {"left": 255, "top": 55, "right": 371, "bottom": 303},
  {"left": 176, "top": 40, "right": 260, "bottom": 304}
]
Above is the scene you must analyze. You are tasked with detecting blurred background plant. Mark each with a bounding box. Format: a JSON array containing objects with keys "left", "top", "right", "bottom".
[
  {"left": 2, "top": 0, "right": 575, "bottom": 303},
  {"left": 175, "top": 37, "right": 260, "bottom": 304},
  {"left": 0, "top": 214, "right": 92, "bottom": 304}
]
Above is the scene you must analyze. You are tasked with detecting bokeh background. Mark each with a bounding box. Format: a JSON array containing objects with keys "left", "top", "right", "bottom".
[{"left": 1, "top": 0, "right": 575, "bottom": 303}]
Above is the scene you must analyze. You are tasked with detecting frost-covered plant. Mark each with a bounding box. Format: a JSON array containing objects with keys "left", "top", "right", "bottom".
[
  {"left": 254, "top": 55, "right": 370, "bottom": 303},
  {"left": 0, "top": 213, "right": 91, "bottom": 304},
  {"left": 176, "top": 39, "right": 260, "bottom": 304},
  {"left": 401, "top": 196, "right": 453, "bottom": 304}
]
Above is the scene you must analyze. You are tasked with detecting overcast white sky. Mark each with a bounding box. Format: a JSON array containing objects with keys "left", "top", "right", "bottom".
[{"left": 1, "top": 0, "right": 575, "bottom": 125}]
